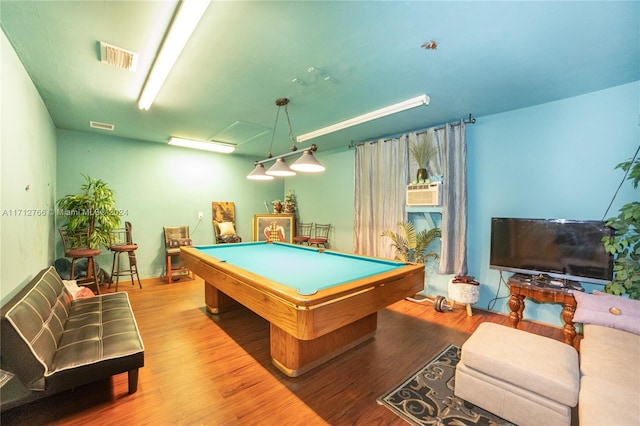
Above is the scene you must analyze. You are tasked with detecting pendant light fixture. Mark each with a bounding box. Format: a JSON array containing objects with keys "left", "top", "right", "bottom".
[
  {"left": 266, "top": 158, "right": 296, "bottom": 176},
  {"left": 247, "top": 98, "right": 325, "bottom": 180},
  {"left": 290, "top": 148, "right": 325, "bottom": 172},
  {"left": 265, "top": 98, "right": 296, "bottom": 177},
  {"left": 246, "top": 163, "right": 274, "bottom": 180}
]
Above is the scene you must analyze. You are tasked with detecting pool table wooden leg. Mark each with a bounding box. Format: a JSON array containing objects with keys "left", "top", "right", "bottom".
[
  {"left": 205, "top": 282, "right": 240, "bottom": 314},
  {"left": 270, "top": 313, "right": 377, "bottom": 377}
]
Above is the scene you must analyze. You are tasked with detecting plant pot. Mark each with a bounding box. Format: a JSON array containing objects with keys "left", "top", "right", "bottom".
[{"left": 417, "top": 168, "right": 428, "bottom": 182}]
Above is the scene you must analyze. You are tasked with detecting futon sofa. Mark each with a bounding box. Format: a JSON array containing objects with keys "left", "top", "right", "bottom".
[
  {"left": 455, "top": 290, "right": 640, "bottom": 426},
  {"left": 573, "top": 291, "right": 640, "bottom": 425},
  {"left": 0, "top": 266, "right": 144, "bottom": 411}
]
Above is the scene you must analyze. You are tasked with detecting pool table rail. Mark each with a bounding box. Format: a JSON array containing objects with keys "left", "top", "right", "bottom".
[{"left": 180, "top": 245, "right": 424, "bottom": 308}]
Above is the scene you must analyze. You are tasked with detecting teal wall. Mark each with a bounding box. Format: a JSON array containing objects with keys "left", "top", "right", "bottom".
[
  {"left": 283, "top": 147, "right": 356, "bottom": 251},
  {"left": 56, "top": 130, "right": 283, "bottom": 278},
  {"left": 466, "top": 82, "right": 639, "bottom": 326},
  {"left": 2, "top": 28, "right": 638, "bottom": 327},
  {"left": 1, "top": 30, "right": 58, "bottom": 304},
  {"left": 55, "top": 133, "right": 355, "bottom": 278}
]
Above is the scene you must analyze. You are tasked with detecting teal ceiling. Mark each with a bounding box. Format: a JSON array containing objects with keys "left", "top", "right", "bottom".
[{"left": 1, "top": 1, "right": 638, "bottom": 159}]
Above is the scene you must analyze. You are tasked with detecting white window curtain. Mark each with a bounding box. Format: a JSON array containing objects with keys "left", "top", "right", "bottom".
[
  {"left": 353, "top": 137, "right": 409, "bottom": 259},
  {"left": 433, "top": 122, "right": 467, "bottom": 275},
  {"left": 354, "top": 121, "right": 467, "bottom": 275}
]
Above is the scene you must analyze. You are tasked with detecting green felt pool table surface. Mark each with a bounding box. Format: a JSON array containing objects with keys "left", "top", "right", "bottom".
[{"left": 193, "top": 242, "right": 406, "bottom": 295}]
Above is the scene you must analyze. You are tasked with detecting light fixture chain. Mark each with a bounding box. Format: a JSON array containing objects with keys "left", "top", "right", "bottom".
[
  {"left": 284, "top": 104, "right": 296, "bottom": 146},
  {"left": 267, "top": 105, "right": 281, "bottom": 158}
]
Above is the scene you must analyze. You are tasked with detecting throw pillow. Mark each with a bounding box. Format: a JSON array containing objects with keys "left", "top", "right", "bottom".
[
  {"left": 218, "top": 221, "right": 236, "bottom": 236},
  {"left": 62, "top": 280, "right": 95, "bottom": 299},
  {"left": 573, "top": 290, "right": 640, "bottom": 335}
]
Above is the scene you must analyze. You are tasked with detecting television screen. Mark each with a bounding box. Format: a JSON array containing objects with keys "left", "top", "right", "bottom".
[{"left": 489, "top": 218, "right": 614, "bottom": 284}]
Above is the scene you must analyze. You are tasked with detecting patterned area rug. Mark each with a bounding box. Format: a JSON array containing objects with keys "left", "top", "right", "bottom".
[{"left": 377, "top": 344, "right": 512, "bottom": 426}]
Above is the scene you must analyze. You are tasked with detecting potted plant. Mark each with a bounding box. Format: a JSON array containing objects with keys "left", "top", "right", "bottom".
[
  {"left": 602, "top": 155, "right": 640, "bottom": 299},
  {"left": 283, "top": 188, "right": 297, "bottom": 214},
  {"left": 271, "top": 199, "right": 283, "bottom": 213},
  {"left": 381, "top": 221, "right": 441, "bottom": 264},
  {"left": 57, "top": 175, "right": 121, "bottom": 249},
  {"left": 409, "top": 137, "right": 437, "bottom": 182}
]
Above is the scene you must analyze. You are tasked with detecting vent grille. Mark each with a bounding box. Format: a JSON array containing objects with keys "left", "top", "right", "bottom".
[
  {"left": 406, "top": 182, "right": 442, "bottom": 206},
  {"left": 99, "top": 41, "right": 138, "bottom": 71},
  {"left": 89, "top": 121, "right": 115, "bottom": 131}
]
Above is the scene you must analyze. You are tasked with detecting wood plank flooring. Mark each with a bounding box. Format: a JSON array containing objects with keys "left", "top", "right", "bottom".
[{"left": 2, "top": 276, "right": 567, "bottom": 425}]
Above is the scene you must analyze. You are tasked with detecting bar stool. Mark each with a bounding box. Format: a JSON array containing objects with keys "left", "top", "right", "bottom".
[
  {"left": 59, "top": 228, "right": 101, "bottom": 295},
  {"left": 109, "top": 221, "right": 142, "bottom": 292},
  {"left": 293, "top": 222, "right": 313, "bottom": 245},
  {"left": 308, "top": 223, "right": 331, "bottom": 248}
]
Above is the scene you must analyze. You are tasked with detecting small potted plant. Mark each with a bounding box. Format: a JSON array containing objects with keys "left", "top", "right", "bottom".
[
  {"left": 57, "top": 175, "right": 121, "bottom": 249},
  {"left": 381, "top": 221, "right": 441, "bottom": 264},
  {"left": 283, "top": 188, "right": 297, "bottom": 214},
  {"left": 409, "top": 137, "right": 437, "bottom": 183},
  {"left": 271, "top": 199, "right": 283, "bottom": 213}
]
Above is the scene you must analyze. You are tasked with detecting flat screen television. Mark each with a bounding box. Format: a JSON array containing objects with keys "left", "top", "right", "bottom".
[{"left": 490, "top": 218, "right": 614, "bottom": 284}]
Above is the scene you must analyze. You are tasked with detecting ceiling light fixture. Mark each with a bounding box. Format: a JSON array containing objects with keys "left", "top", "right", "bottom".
[
  {"left": 138, "top": 0, "right": 211, "bottom": 111},
  {"left": 168, "top": 137, "right": 235, "bottom": 153},
  {"left": 266, "top": 158, "right": 296, "bottom": 177},
  {"left": 247, "top": 98, "right": 325, "bottom": 180},
  {"left": 246, "top": 163, "right": 274, "bottom": 180},
  {"left": 290, "top": 149, "right": 325, "bottom": 172},
  {"left": 247, "top": 144, "right": 323, "bottom": 180},
  {"left": 296, "top": 94, "right": 430, "bottom": 143}
]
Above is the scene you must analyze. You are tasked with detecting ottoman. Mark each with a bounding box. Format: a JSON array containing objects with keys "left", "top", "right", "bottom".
[{"left": 454, "top": 322, "right": 579, "bottom": 426}]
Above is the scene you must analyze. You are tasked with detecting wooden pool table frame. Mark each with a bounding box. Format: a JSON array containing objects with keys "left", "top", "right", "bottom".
[{"left": 180, "top": 244, "right": 425, "bottom": 377}]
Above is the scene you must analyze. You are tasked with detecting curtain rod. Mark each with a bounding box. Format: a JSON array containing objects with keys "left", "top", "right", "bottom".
[
  {"left": 349, "top": 113, "right": 476, "bottom": 148},
  {"left": 426, "top": 113, "right": 476, "bottom": 133}
]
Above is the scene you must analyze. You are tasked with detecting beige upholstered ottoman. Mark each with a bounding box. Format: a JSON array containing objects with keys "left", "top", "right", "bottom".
[{"left": 454, "top": 322, "right": 579, "bottom": 426}]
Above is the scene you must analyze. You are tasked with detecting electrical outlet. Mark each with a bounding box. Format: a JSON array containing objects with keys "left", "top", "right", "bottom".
[{"left": 198, "top": 212, "right": 204, "bottom": 219}]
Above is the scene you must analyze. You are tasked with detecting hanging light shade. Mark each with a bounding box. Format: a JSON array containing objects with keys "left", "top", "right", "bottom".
[
  {"left": 248, "top": 97, "right": 325, "bottom": 180},
  {"left": 290, "top": 149, "right": 325, "bottom": 172},
  {"left": 247, "top": 163, "right": 274, "bottom": 180},
  {"left": 266, "top": 158, "right": 296, "bottom": 176}
]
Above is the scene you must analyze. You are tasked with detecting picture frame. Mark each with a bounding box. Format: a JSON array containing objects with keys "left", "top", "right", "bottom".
[{"left": 253, "top": 214, "right": 295, "bottom": 244}]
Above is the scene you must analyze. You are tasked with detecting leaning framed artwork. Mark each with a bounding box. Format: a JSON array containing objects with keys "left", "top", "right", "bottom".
[{"left": 253, "top": 214, "right": 295, "bottom": 243}]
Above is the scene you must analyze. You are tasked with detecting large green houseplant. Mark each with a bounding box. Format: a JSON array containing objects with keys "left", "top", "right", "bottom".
[
  {"left": 57, "top": 175, "right": 121, "bottom": 249},
  {"left": 602, "top": 155, "right": 640, "bottom": 299},
  {"left": 381, "top": 221, "right": 441, "bottom": 264}
]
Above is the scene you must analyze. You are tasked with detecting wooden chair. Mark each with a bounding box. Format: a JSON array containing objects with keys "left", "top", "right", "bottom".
[
  {"left": 163, "top": 226, "right": 193, "bottom": 283},
  {"left": 109, "top": 221, "right": 142, "bottom": 292},
  {"left": 212, "top": 201, "right": 242, "bottom": 244},
  {"left": 308, "top": 223, "right": 331, "bottom": 248},
  {"left": 59, "top": 228, "right": 101, "bottom": 294},
  {"left": 293, "top": 222, "right": 313, "bottom": 245}
]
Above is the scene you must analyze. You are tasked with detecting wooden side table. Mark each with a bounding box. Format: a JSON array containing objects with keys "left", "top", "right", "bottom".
[{"left": 507, "top": 277, "right": 578, "bottom": 346}]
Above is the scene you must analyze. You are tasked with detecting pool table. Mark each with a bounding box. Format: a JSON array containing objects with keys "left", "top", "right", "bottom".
[{"left": 180, "top": 242, "right": 424, "bottom": 377}]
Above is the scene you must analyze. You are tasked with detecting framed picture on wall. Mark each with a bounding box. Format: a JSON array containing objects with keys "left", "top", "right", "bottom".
[{"left": 253, "top": 214, "right": 295, "bottom": 243}]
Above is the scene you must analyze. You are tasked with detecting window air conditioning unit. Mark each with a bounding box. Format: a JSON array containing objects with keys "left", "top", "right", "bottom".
[{"left": 406, "top": 182, "right": 442, "bottom": 206}]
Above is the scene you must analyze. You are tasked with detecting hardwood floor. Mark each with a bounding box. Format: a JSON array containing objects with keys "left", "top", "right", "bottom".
[{"left": 2, "top": 276, "right": 567, "bottom": 425}]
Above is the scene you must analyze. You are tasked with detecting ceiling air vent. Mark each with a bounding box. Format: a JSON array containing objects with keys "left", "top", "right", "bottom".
[
  {"left": 89, "top": 121, "right": 115, "bottom": 131},
  {"left": 99, "top": 41, "right": 138, "bottom": 71}
]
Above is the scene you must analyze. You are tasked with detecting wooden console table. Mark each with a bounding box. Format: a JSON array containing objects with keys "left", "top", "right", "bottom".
[{"left": 507, "top": 277, "right": 577, "bottom": 346}]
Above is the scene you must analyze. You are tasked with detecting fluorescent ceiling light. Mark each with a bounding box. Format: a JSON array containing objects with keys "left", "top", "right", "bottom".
[
  {"left": 138, "top": 0, "right": 211, "bottom": 110},
  {"left": 296, "top": 94, "right": 430, "bottom": 143},
  {"left": 169, "top": 137, "right": 235, "bottom": 153}
]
